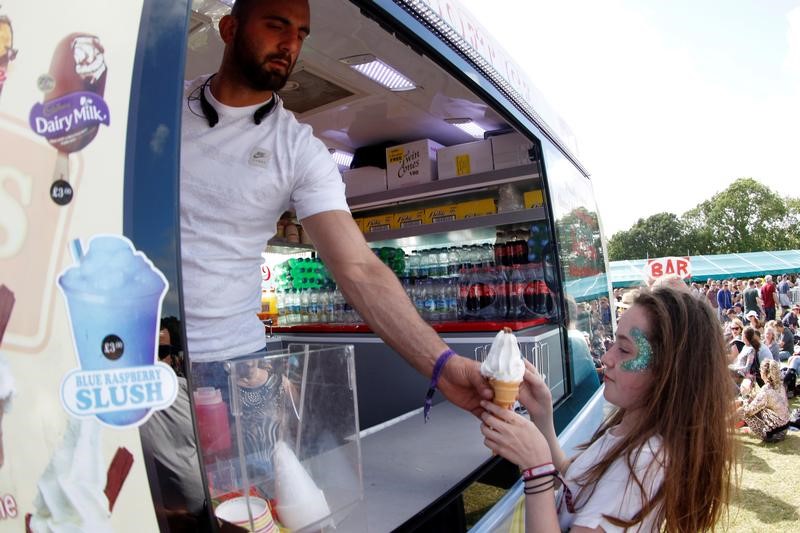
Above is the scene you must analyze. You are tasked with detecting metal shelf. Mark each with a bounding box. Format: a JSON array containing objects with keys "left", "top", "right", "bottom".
[
  {"left": 364, "top": 207, "right": 546, "bottom": 248},
  {"left": 347, "top": 164, "right": 541, "bottom": 212}
]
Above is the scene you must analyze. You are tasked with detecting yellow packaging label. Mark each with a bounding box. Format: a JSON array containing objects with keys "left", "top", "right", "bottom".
[
  {"left": 353, "top": 217, "right": 365, "bottom": 232},
  {"left": 361, "top": 214, "right": 394, "bottom": 232},
  {"left": 455, "top": 154, "right": 471, "bottom": 176},
  {"left": 424, "top": 205, "right": 458, "bottom": 224},
  {"left": 523, "top": 190, "right": 544, "bottom": 209},
  {"left": 455, "top": 198, "right": 496, "bottom": 219},
  {"left": 387, "top": 147, "right": 404, "bottom": 164},
  {"left": 394, "top": 209, "right": 427, "bottom": 229}
]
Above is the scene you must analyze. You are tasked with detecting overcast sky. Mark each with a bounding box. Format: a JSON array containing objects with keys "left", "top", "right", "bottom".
[{"left": 459, "top": 0, "right": 800, "bottom": 238}]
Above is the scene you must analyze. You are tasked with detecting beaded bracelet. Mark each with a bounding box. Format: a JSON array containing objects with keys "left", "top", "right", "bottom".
[
  {"left": 523, "top": 478, "right": 555, "bottom": 491},
  {"left": 521, "top": 465, "right": 575, "bottom": 511},
  {"left": 423, "top": 348, "right": 456, "bottom": 422},
  {"left": 524, "top": 481, "right": 555, "bottom": 495}
]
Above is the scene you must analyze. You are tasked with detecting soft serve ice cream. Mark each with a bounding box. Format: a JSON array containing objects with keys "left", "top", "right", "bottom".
[
  {"left": 28, "top": 417, "right": 112, "bottom": 533},
  {"left": 480, "top": 328, "right": 525, "bottom": 409}
]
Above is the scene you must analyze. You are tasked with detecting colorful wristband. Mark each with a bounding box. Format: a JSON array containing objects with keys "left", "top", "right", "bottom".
[
  {"left": 423, "top": 348, "right": 457, "bottom": 423},
  {"left": 521, "top": 463, "right": 556, "bottom": 481}
]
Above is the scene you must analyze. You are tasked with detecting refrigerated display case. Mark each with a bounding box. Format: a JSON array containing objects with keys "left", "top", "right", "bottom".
[{"left": 265, "top": 162, "right": 571, "bottom": 430}]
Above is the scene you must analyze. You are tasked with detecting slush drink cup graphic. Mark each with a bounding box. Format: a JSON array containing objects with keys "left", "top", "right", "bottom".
[{"left": 58, "top": 235, "right": 168, "bottom": 426}]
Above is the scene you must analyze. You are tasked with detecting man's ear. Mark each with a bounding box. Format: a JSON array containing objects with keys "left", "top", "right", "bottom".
[{"left": 219, "top": 14, "right": 237, "bottom": 45}]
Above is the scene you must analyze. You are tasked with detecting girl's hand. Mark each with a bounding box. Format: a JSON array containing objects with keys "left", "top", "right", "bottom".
[
  {"left": 480, "top": 400, "right": 552, "bottom": 469},
  {"left": 517, "top": 361, "right": 553, "bottom": 429}
]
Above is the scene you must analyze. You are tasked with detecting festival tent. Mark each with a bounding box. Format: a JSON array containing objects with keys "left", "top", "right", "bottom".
[{"left": 609, "top": 250, "right": 800, "bottom": 288}]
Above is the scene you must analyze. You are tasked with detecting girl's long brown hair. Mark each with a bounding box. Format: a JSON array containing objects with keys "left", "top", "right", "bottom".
[
  {"left": 743, "top": 326, "right": 760, "bottom": 351},
  {"left": 575, "top": 286, "right": 737, "bottom": 532}
]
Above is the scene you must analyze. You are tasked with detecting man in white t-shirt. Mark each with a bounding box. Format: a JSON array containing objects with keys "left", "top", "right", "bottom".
[{"left": 181, "top": 0, "right": 490, "bottom": 415}]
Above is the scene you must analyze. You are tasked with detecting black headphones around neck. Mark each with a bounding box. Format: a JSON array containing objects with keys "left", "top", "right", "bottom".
[{"left": 199, "top": 74, "right": 278, "bottom": 127}]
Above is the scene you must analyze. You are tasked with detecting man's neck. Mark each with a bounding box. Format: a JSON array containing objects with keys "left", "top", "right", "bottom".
[{"left": 209, "top": 70, "right": 274, "bottom": 107}]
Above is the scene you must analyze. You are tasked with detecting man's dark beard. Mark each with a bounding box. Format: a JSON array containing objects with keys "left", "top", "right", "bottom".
[{"left": 232, "top": 33, "right": 292, "bottom": 92}]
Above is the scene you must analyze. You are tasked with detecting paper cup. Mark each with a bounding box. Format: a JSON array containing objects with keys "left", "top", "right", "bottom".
[{"left": 215, "top": 496, "right": 275, "bottom": 533}]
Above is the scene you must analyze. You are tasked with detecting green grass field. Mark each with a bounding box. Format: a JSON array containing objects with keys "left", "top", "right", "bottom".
[{"left": 464, "top": 397, "right": 800, "bottom": 531}]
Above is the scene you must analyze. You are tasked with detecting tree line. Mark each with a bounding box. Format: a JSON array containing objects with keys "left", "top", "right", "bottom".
[{"left": 607, "top": 178, "right": 800, "bottom": 261}]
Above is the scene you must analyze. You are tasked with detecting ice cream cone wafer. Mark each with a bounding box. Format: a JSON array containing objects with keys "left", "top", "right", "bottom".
[{"left": 490, "top": 379, "right": 521, "bottom": 409}]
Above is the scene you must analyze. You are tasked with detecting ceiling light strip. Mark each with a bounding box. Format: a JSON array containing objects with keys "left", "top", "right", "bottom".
[{"left": 393, "top": 0, "right": 589, "bottom": 177}]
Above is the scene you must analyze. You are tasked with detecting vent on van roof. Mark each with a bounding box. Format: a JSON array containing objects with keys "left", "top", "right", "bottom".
[{"left": 279, "top": 70, "right": 354, "bottom": 114}]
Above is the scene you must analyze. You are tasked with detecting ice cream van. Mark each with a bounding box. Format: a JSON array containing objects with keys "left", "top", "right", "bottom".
[{"left": 0, "top": 0, "right": 610, "bottom": 531}]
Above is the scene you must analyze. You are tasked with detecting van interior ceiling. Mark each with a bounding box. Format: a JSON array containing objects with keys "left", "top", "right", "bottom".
[{"left": 186, "top": 0, "right": 512, "bottom": 158}]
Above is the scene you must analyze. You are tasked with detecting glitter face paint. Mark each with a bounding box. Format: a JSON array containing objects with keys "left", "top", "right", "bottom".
[{"left": 621, "top": 327, "right": 652, "bottom": 372}]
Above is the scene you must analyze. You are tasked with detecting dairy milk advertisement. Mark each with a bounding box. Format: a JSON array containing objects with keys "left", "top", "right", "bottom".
[{"left": 0, "top": 1, "right": 163, "bottom": 531}]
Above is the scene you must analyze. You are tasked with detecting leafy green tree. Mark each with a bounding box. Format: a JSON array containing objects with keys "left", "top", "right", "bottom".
[
  {"left": 684, "top": 178, "right": 789, "bottom": 253},
  {"left": 608, "top": 178, "right": 800, "bottom": 260},
  {"left": 607, "top": 212, "right": 689, "bottom": 260}
]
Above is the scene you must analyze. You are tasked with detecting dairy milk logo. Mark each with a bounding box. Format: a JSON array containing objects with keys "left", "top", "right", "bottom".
[
  {"left": 57, "top": 235, "right": 178, "bottom": 428},
  {"left": 29, "top": 91, "right": 110, "bottom": 140}
]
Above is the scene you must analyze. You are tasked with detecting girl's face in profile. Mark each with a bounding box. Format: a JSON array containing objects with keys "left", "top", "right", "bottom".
[{"left": 601, "top": 304, "right": 655, "bottom": 412}]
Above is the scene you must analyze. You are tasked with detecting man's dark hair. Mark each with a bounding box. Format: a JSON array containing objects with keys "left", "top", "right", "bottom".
[{"left": 230, "top": 0, "right": 260, "bottom": 20}]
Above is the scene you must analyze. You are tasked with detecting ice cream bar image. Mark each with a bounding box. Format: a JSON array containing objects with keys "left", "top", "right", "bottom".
[
  {"left": 26, "top": 419, "right": 134, "bottom": 532},
  {"left": 43, "top": 33, "right": 107, "bottom": 153}
]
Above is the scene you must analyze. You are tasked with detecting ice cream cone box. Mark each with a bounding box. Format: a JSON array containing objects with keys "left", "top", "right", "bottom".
[
  {"left": 455, "top": 198, "right": 496, "bottom": 219},
  {"left": 437, "top": 138, "right": 494, "bottom": 180},
  {"left": 361, "top": 213, "right": 395, "bottom": 232},
  {"left": 202, "top": 344, "right": 364, "bottom": 532},
  {"left": 490, "top": 132, "right": 537, "bottom": 170},
  {"left": 343, "top": 166, "right": 388, "bottom": 197},
  {"left": 393, "top": 208, "right": 427, "bottom": 229},
  {"left": 385, "top": 139, "right": 443, "bottom": 189},
  {"left": 523, "top": 190, "right": 545, "bottom": 209},
  {"left": 424, "top": 204, "right": 459, "bottom": 224}
]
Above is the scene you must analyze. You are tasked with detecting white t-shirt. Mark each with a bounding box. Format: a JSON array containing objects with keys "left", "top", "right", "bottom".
[
  {"left": 557, "top": 428, "right": 665, "bottom": 532},
  {"left": 181, "top": 76, "right": 349, "bottom": 361}
]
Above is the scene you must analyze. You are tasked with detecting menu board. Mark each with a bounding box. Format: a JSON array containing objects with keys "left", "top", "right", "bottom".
[{"left": 0, "top": 1, "right": 164, "bottom": 531}]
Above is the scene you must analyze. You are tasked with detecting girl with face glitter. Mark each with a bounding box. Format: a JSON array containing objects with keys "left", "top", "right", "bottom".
[{"left": 480, "top": 286, "right": 736, "bottom": 532}]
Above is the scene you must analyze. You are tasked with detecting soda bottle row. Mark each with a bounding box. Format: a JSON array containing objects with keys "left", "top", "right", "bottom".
[
  {"left": 276, "top": 287, "right": 362, "bottom": 326},
  {"left": 458, "top": 264, "right": 554, "bottom": 321}
]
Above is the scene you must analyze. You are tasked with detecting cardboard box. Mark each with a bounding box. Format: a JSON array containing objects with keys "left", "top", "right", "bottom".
[
  {"left": 437, "top": 139, "right": 494, "bottom": 180},
  {"left": 361, "top": 214, "right": 394, "bottom": 233},
  {"left": 491, "top": 132, "right": 536, "bottom": 170},
  {"left": 523, "top": 190, "right": 544, "bottom": 209},
  {"left": 393, "top": 209, "right": 427, "bottom": 229},
  {"left": 424, "top": 205, "right": 458, "bottom": 224},
  {"left": 456, "top": 198, "right": 496, "bottom": 219},
  {"left": 342, "top": 166, "right": 387, "bottom": 197},
  {"left": 385, "top": 139, "right": 443, "bottom": 189}
]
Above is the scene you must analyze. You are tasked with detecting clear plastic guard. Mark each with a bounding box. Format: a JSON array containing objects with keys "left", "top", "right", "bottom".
[{"left": 195, "top": 344, "right": 363, "bottom": 532}]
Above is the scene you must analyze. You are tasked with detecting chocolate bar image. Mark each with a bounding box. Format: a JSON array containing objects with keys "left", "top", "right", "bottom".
[
  {"left": 105, "top": 447, "right": 134, "bottom": 512},
  {"left": 0, "top": 285, "right": 14, "bottom": 346}
]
